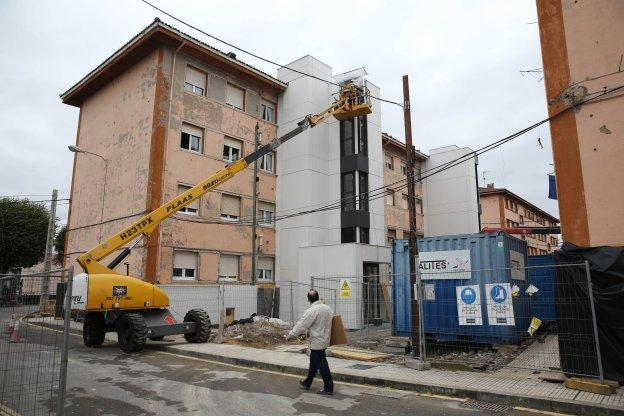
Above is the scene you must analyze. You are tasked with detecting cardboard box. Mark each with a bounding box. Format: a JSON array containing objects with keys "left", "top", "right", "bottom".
[{"left": 330, "top": 315, "right": 347, "bottom": 346}]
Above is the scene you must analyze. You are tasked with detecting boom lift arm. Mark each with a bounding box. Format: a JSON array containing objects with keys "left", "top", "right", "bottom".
[{"left": 76, "top": 83, "right": 372, "bottom": 276}]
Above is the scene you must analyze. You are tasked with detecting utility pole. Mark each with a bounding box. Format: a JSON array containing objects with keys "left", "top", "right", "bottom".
[
  {"left": 41, "top": 189, "right": 58, "bottom": 310},
  {"left": 402, "top": 76, "right": 429, "bottom": 369},
  {"left": 251, "top": 123, "right": 260, "bottom": 283}
]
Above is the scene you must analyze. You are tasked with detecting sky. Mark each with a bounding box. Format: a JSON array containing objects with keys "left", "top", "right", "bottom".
[{"left": 0, "top": 0, "right": 559, "bottom": 225}]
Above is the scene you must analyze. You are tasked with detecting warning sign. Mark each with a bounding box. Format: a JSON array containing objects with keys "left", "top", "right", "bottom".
[
  {"left": 339, "top": 279, "right": 352, "bottom": 298},
  {"left": 456, "top": 285, "right": 482, "bottom": 326},
  {"left": 485, "top": 283, "right": 515, "bottom": 326}
]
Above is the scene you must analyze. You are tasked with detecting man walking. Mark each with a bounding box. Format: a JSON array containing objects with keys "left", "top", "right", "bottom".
[{"left": 285, "top": 289, "right": 334, "bottom": 395}]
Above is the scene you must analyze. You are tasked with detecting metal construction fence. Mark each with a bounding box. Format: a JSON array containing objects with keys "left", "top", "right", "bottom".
[
  {"left": 293, "top": 263, "right": 603, "bottom": 380},
  {"left": 0, "top": 268, "right": 73, "bottom": 416}
]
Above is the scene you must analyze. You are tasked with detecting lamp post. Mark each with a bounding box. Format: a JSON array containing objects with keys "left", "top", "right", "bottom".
[{"left": 68, "top": 145, "right": 108, "bottom": 243}]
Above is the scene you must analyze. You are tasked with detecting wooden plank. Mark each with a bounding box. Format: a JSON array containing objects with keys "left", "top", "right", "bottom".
[
  {"left": 380, "top": 285, "right": 392, "bottom": 320},
  {"left": 564, "top": 377, "right": 615, "bottom": 395},
  {"left": 329, "top": 347, "right": 387, "bottom": 362}
]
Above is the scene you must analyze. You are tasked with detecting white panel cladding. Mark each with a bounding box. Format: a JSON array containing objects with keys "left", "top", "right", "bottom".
[
  {"left": 159, "top": 284, "right": 257, "bottom": 322},
  {"left": 422, "top": 145, "right": 480, "bottom": 236}
]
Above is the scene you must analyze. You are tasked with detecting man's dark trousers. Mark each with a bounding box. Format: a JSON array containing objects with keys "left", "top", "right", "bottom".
[{"left": 303, "top": 349, "right": 333, "bottom": 392}]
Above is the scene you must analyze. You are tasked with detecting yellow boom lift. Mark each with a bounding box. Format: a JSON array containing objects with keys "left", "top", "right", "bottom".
[{"left": 71, "top": 82, "right": 372, "bottom": 352}]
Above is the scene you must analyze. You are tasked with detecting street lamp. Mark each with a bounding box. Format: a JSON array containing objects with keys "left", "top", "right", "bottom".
[{"left": 68, "top": 145, "right": 109, "bottom": 243}]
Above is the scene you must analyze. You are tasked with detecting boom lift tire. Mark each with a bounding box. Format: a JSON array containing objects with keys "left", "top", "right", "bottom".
[
  {"left": 183, "top": 309, "right": 211, "bottom": 343},
  {"left": 117, "top": 313, "right": 148, "bottom": 353},
  {"left": 83, "top": 312, "right": 106, "bottom": 347}
]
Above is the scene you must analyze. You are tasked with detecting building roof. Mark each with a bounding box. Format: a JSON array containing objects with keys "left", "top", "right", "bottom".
[
  {"left": 479, "top": 185, "right": 560, "bottom": 223},
  {"left": 381, "top": 132, "right": 428, "bottom": 161},
  {"left": 61, "top": 18, "right": 287, "bottom": 107}
]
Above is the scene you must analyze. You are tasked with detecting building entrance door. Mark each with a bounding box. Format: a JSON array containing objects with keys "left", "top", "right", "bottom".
[{"left": 363, "top": 262, "right": 380, "bottom": 324}]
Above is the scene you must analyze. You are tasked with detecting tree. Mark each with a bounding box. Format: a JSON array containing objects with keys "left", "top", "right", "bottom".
[
  {"left": 0, "top": 198, "right": 50, "bottom": 273},
  {"left": 53, "top": 225, "right": 67, "bottom": 266}
]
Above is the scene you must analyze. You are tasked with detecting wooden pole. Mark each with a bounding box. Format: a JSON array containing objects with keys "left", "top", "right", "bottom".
[{"left": 402, "top": 76, "right": 424, "bottom": 360}]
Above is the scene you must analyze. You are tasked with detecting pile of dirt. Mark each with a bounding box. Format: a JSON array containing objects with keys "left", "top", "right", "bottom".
[{"left": 219, "top": 320, "right": 305, "bottom": 348}]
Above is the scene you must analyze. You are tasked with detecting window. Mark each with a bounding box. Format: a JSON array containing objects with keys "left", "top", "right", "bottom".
[
  {"left": 414, "top": 165, "right": 422, "bottom": 181},
  {"left": 505, "top": 198, "right": 517, "bottom": 212},
  {"left": 223, "top": 137, "right": 242, "bottom": 162},
  {"left": 341, "top": 227, "right": 356, "bottom": 243},
  {"left": 220, "top": 194, "right": 240, "bottom": 221},
  {"left": 258, "top": 202, "right": 274, "bottom": 225},
  {"left": 260, "top": 152, "right": 274, "bottom": 173},
  {"left": 385, "top": 154, "right": 393, "bottom": 170},
  {"left": 359, "top": 227, "right": 369, "bottom": 244},
  {"left": 177, "top": 184, "right": 199, "bottom": 215},
  {"left": 403, "top": 230, "right": 411, "bottom": 239},
  {"left": 550, "top": 236, "right": 558, "bottom": 245},
  {"left": 184, "top": 66, "right": 206, "bottom": 96},
  {"left": 387, "top": 229, "right": 396, "bottom": 245},
  {"left": 261, "top": 100, "right": 275, "bottom": 123},
  {"left": 415, "top": 197, "right": 423, "bottom": 214},
  {"left": 401, "top": 194, "right": 408, "bottom": 210},
  {"left": 385, "top": 189, "right": 394, "bottom": 206},
  {"left": 180, "top": 123, "right": 202, "bottom": 153},
  {"left": 340, "top": 119, "right": 355, "bottom": 157},
  {"left": 256, "top": 258, "right": 274, "bottom": 281},
  {"left": 341, "top": 172, "right": 356, "bottom": 212},
  {"left": 506, "top": 219, "right": 519, "bottom": 228},
  {"left": 519, "top": 215, "right": 524, "bottom": 224},
  {"left": 226, "top": 83, "right": 245, "bottom": 110},
  {"left": 357, "top": 115, "right": 368, "bottom": 155},
  {"left": 172, "top": 251, "right": 197, "bottom": 281},
  {"left": 219, "top": 254, "right": 239, "bottom": 281},
  {"left": 359, "top": 172, "right": 369, "bottom": 212},
  {"left": 401, "top": 162, "right": 407, "bottom": 176}
]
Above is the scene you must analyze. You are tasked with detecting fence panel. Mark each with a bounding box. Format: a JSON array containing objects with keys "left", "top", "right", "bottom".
[{"left": 0, "top": 269, "right": 72, "bottom": 416}]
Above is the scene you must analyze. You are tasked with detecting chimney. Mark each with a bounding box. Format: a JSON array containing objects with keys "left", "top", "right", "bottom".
[
  {"left": 227, "top": 52, "right": 236, "bottom": 59},
  {"left": 487, "top": 183, "right": 495, "bottom": 189}
]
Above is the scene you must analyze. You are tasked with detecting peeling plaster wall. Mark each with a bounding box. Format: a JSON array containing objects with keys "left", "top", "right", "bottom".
[
  {"left": 65, "top": 50, "right": 159, "bottom": 276},
  {"left": 538, "top": 0, "right": 624, "bottom": 246},
  {"left": 560, "top": 0, "right": 624, "bottom": 246},
  {"left": 382, "top": 143, "right": 425, "bottom": 240},
  {"left": 158, "top": 49, "right": 279, "bottom": 284}
]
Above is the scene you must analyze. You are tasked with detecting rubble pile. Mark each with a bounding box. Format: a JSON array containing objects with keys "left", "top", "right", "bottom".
[{"left": 220, "top": 316, "right": 303, "bottom": 348}]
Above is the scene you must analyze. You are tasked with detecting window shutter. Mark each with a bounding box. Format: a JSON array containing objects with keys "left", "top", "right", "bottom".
[
  {"left": 186, "top": 67, "right": 206, "bottom": 88},
  {"left": 223, "top": 137, "right": 242, "bottom": 151},
  {"left": 182, "top": 123, "right": 203, "bottom": 137},
  {"left": 259, "top": 202, "right": 274, "bottom": 212},
  {"left": 226, "top": 84, "right": 244, "bottom": 109},
  {"left": 219, "top": 255, "right": 239, "bottom": 277},
  {"left": 173, "top": 251, "right": 197, "bottom": 269},
  {"left": 221, "top": 194, "right": 240, "bottom": 216},
  {"left": 258, "top": 257, "right": 273, "bottom": 271}
]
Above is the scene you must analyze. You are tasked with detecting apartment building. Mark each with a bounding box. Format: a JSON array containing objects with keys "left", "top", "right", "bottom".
[
  {"left": 381, "top": 132, "right": 427, "bottom": 244},
  {"left": 61, "top": 19, "right": 284, "bottom": 284},
  {"left": 479, "top": 185, "right": 560, "bottom": 255}
]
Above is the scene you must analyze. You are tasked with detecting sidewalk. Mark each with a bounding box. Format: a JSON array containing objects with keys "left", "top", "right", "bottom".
[{"left": 30, "top": 318, "right": 624, "bottom": 416}]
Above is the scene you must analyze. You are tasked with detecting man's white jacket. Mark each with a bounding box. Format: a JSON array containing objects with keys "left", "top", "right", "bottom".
[{"left": 288, "top": 300, "right": 334, "bottom": 350}]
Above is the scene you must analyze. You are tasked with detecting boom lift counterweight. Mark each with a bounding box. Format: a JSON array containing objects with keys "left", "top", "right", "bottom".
[{"left": 71, "top": 82, "right": 372, "bottom": 352}]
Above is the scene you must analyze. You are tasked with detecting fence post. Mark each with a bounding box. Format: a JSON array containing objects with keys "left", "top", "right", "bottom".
[
  {"left": 289, "top": 281, "right": 294, "bottom": 325},
  {"left": 584, "top": 261, "right": 604, "bottom": 382},
  {"left": 57, "top": 266, "right": 74, "bottom": 416}
]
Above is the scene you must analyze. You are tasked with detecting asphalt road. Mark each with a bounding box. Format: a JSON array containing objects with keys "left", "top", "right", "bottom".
[{"left": 0, "top": 306, "right": 545, "bottom": 416}]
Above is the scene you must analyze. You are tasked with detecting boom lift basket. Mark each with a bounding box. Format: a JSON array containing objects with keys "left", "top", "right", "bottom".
[{"left": 333, "top": 84, "right": 372, "bottom": 121}]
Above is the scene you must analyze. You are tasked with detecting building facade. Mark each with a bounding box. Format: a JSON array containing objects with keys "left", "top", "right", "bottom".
[
  {"left": 62, "top": 20, "right": 284, "bottom": 284},
  {"left": 381, "top": 133, "right": 426, "bottom": 244},
  {"left": 537, "top": 0, "right": 624, "bottom": 247},
  {"left": 479, "top": 184, "right": 560, "bottom": 255}
]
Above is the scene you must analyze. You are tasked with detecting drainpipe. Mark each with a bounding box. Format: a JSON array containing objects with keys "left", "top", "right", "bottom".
[{"left": 154, "top": 40, "right": 185, "bottom": 283}]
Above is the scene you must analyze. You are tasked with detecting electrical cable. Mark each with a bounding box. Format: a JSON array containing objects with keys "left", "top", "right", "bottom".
[{"left": 138, "top": 0, "right": 404, "bottom": 107}]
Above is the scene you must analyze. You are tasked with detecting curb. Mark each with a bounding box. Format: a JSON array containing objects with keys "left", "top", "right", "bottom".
[
  {"left": 26, "top": 319, "right": 624, "bottom": 416},
  {"left": 159, "top": 344, "right": 624, "bottom": 416}
]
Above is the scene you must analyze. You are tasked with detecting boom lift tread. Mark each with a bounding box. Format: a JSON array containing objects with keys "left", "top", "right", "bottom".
[{"left": 71, "top": 82, "right": 372, "bottom": 352}]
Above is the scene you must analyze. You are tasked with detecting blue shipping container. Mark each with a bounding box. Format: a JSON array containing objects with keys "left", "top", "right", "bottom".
[
  {"left": 527, "top": 254, "right": 557, "bottom": 324},
  {"left": 392, "top": 233, "right": 531, "bottom": 345}
]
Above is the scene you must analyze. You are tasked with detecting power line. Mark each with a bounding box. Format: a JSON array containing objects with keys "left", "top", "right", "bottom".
[{"left": 138, "top": 0, "right": 404, "bottom": 107}]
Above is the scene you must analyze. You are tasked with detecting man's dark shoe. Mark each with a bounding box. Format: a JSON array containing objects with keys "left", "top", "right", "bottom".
[
  {"left": 317, "top": 389, "right": 333, "bottom": 396},
  {"left": 299, "top": 380, "right": 310, "bottom": 390}
]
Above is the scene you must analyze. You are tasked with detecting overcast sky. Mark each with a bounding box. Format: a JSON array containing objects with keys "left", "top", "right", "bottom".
[{"left": 0, "top": 0, "right": 559, "bottom": 226}]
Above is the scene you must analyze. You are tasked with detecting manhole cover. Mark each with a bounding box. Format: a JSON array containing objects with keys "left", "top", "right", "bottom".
[
  {"left": 460, "top": 399, "right": 511, "bottom": 412},
  {"left": 347, "top": 364, "right": 378, "bottom": 370}
]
